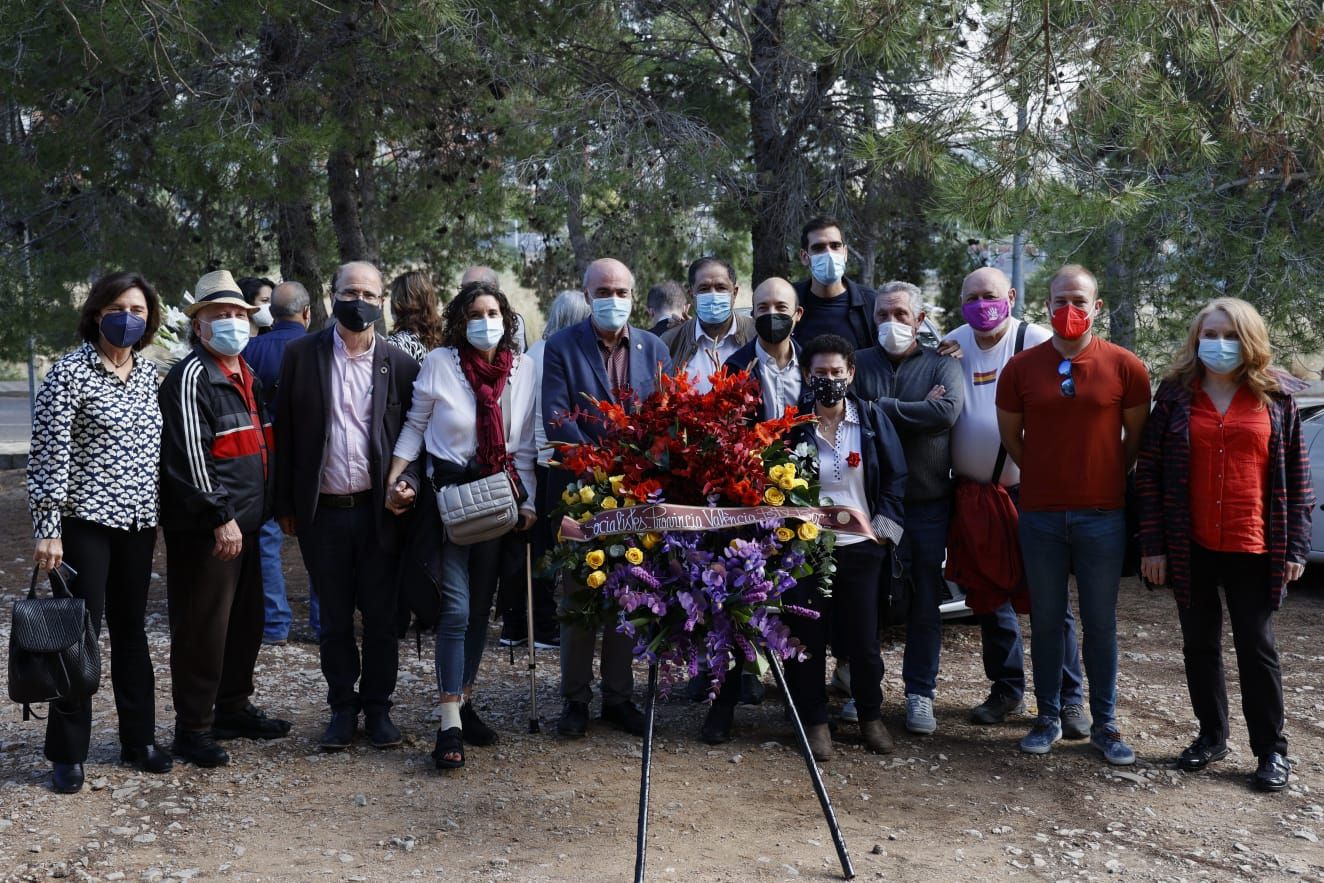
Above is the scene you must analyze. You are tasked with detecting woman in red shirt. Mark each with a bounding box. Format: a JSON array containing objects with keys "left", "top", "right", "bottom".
[{"left": 1136, "top": 297, "right": 1313, "bottom": 793}]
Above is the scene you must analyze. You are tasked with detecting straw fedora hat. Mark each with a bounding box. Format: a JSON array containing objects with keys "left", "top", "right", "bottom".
[{"left": 184, "top": 270, "right": 258, "bottom": 317}]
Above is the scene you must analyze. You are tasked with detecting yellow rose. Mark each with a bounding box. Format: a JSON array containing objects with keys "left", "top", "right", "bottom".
[
  {"left": 641, "top": 533, "right": 661, "bottom": 550},
  {"left": 768, "top": 464, "right": 786, "bottom": 482},
  {"left": 623, "top": 496, "right": 638, "bottom": 507},
  {"left": 601, "top": 496, "right": 619, "bottom": 510},
  {"left": 778, "top": 475, "right": 796, "bottom": 490},
  {"left": 775, "top": 527, "right": 795, "bottom": 543},
  {"left": 562, "top": 489, "right": 578, "bottom": 505},
  {"left": 593, "top": 467, "right": 608, "bottom": 483},
  {"left": 585, "top": 549, "right": 605, "bottom": 568},
  {"left": 792, "top": 478, "right": 809, "bottom": 490},
  {"left": 764, "top": 487, "right": 786, "bottom": 505},
  {"left": 625, "top": 547, "right": 645, "bottom": 565},
  {"left": 797, "top": 521, "right": 820, "bottom": 541},
  {"left": 578, "top": 512, "right": 592, "bottom": 522},
  {"left": 586, "top": 570, "right": 607, "bottom": 589},
  {"left": 609, "top": 474, "right": 626, "bottom": 493},
  {"left": 783, "top": 462, "right": 797, "bottom": 478},
  {"left": 579, "top": 486, "right": 596, "bottom": 504}
]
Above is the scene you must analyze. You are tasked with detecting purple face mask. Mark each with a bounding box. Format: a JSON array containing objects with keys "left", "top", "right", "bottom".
[{"left": 962, "top": 298, "right": 1010, "bottom": 332}]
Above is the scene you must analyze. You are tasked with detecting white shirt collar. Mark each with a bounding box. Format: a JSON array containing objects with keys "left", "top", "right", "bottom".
[
  {"left": 694, "top": 318, "right": 739, "bottom": 345},
  {"left": 754, "top": 339, "right": 798, "bottom": 370}
]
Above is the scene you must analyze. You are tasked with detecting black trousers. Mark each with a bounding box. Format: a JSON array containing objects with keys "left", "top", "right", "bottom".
[
  {"left": 165, "top": 528, "right": 264, "bottom": 732},
  {"left": 45, "top": 519, "right": 158, "bottom": 763},
  {"left": 497, "top": 464, "right": 558, "bottom": 632},
  {"left": 1178, "top": 543, "right": 1287, "bottom": 758},
  {"left": 297, "top": 504, "right": 399, "bottom": 713},
  {"left": 784, "top": 542, "right": 887, "bottom": 726}
]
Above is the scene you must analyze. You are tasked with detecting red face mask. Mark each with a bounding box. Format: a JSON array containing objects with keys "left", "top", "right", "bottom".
[{"left": 1051, "top": 303, "right": 1093, "bottom": 340}]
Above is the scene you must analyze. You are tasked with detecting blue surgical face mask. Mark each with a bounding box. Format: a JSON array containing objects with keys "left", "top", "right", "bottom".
[
  {"left": 590, "top": 296, "right": 632, "bottom": 332},
  {"left": 466, "top": 317, "right": 505, "bottom": 351},
  {"left": 809, "top": 251, "right": 847, "bottom": 285},
  {"left": 100, "top": 311, "right": 147, "bottom": 349},
  {"left": 695, "top": 292, "right": 733, "bottom": 325},
  {"left": 1198, "top": 338, "right": 1242, "bottom": 375},
  {"left": 203, "top": 317, "right": 250, "bottom": 357}
]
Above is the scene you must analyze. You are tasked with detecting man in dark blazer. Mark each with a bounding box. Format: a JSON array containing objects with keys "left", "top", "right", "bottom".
[
  {"left": 273, "top": 261, "right": 424, "bottom": 751},
  {"left": 542, "top": 257, "right": 669, "bottom": 739}
]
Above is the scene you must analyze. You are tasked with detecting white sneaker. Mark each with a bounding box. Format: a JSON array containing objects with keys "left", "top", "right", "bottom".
[
  {"left": 839, "top": 698, "right": 858, "bottom": 723},
  {"left": 905, "top": 694, "right": 937, "bottom": 735}
]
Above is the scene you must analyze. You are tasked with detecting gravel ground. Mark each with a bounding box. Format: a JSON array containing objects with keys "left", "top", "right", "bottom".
[{"left": 0, "top": 467, "right": 1322, "bottom": 882}]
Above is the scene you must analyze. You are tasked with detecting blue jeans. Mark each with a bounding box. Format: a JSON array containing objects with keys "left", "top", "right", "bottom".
[
  {"left": 435, "top": 537, "right": 501, "bottom": 696},
  {"left": 899, "top": 498, "right": 950, "bottom": 699},
  {"left": 259, "top": 518, "right": 292, "bottom": 641},
  {"left": 978, "top": 602, "right": 1084, "bottom": 705},
  {"left": 1019, "top": 508, "right": 1126, "bottom": 730}
]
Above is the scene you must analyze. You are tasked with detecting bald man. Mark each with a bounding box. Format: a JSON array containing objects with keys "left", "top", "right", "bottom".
[
  {"left": 994, "top": 264, "right": 1150, "bottom": 764},
  {"left": 725, "top": 277, "right": 804, "bottom": 422},
  {"left": 273, "top": 261, "right": 425, "bottom": 751},
  {"left": 943, "top": 267, "right": 1087, "bottom": 733},
  {"left": 541, "top": 257, "right": 669, "bottom": 739}
]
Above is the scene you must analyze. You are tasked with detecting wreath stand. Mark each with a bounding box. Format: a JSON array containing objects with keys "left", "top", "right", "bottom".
[{"left": 632, "top": 653, "right": 855, "bottom": 882}]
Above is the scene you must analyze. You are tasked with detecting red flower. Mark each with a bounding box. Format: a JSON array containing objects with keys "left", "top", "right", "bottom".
[{"left": 846, "top": 451, "right": 861, "bottom": 468}]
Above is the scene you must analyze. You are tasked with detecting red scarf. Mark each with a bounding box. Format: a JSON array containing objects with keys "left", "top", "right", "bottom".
[{"left": 459, "top": 345, "right": 514, "bottom": 477}]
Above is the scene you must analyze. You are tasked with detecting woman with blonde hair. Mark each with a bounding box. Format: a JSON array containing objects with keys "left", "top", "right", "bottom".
[
  {"left": 387, "top": 270, "right": 445, "bottom": 362},
  {"left": 1136, "top": 297, "right": 1313, "bottom": 792}
]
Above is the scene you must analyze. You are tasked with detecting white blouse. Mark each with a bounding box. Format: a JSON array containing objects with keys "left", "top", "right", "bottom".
[
  {"left": 814, "top": 399, "right": 869, "bottom": 546},
  {"left": 394, "top": 347, "right": 538, "bottom": 507}
]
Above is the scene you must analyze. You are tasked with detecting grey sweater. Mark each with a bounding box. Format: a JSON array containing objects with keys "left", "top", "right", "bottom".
[{"left": 851, "top": 345, "right": 964, "bottom": 503}]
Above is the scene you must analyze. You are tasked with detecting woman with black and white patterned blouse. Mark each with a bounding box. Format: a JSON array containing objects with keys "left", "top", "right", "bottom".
[{"left": 27, "top": 271, "right": 171, "bottom": 794}]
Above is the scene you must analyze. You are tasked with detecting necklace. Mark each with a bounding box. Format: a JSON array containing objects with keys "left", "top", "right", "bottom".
[{"left": 97, "top": 344, "right": 132, "bottom": 369}]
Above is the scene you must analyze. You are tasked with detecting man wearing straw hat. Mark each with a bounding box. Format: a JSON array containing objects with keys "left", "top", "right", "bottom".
[{"left": 158, "top": 270, "right": 291, "bottom": 768}]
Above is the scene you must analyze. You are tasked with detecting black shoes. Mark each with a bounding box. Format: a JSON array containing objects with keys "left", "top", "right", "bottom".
[
  {"left": 601, "top": 700, "right": 647, "bottom": 737},
  {"left": 365, "top": 709, "right": 402, "bottom": 749},
  {"left": 969, "top": 691, "right": 1027, "bottom": 725},
  {"left": 319, "top": 710, "right": 358, "bottom": 751},
  {"left": 212, "top": 702, "right": 292, "bottom": 741},
  {"left": 172, "top": 730, "right": 230, "bottom": 767},
  {"left": 1176, "top": 734, "right": 1230, "bottom": 773},
  {"left": 432, "top": 727, "right": 464, "bottom": 770},
  {"left": 51, "top": 762, "right": 84, "bottom": 794},
  {"left": 121, "top": 743, "right": 174, "bottom": 774},
  {"left": 738, "top": 672, "right": 766, "bottom": 706},
  {"left": 1253, "top": 752, "right": 1291, "bottom": 792},
  {"left": 460, "top": 702, "right": 499, "bottom": 746},
  {"left": 557, "top": 701, "right": 589, "bottom": 738},
  {"left": 700, "top": 703, "right": 735, "bottom": 745}
]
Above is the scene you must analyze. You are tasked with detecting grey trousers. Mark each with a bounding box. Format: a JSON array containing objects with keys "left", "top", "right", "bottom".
[{"left": 559, "top": 581, "right": 634, "bottom": 705}]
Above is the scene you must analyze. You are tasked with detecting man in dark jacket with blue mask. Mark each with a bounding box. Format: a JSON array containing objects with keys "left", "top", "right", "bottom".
[
  {"left": 791, "top": 216, "right": 878, "bottom": 352},
  {"left": 661, "top": 256, "right": 756, "bottom": 391}
]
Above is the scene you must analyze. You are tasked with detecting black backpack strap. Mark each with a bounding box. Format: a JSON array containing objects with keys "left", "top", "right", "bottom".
[{"left": 989, "top": 321, "right": 1030, "bottom": 484}]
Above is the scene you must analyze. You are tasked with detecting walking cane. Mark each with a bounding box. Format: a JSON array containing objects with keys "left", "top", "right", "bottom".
[
  {"left": 633, "top": 662, "right": 659, "bottom": 883},
  {"left": 525, "top": 544, "right": 539, "bottom": 734}
]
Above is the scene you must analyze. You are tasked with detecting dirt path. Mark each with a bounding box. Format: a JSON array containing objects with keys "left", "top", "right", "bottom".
[{"left": 1, "top": 467, "right": 1322, "bottom": 882}]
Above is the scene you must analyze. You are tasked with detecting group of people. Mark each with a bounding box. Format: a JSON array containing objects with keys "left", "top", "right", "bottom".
[{"left": 24, "top": 215, "right": 1312, "bottom": 798}]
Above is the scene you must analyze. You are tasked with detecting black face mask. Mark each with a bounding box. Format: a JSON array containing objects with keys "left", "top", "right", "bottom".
[
  {"left": 333, "top": 297, "right": 382, "bottom": 333},
  {"left": 755, "top": 313, "right": 794, "bottom": 344},
  {"left": 809, "top": 375, "right": 848, "bottom": 407}
]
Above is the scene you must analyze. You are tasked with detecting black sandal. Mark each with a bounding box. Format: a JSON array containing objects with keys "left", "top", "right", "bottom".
[
  {"left": 432, "top": 726, "right": 464, "bottom": 770},
  {"left": 460, "top": 702, "right": 499, "bottom": 746}
]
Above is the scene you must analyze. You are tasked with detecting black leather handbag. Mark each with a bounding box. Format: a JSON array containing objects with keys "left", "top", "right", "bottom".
[{"left": 8, "top": 566, "right": 101, "bottom": 720}]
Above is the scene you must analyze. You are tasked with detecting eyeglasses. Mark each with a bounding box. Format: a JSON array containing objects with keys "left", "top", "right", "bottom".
[
  {"left": 335, "top": 289, "right": 384, "bottom": 305},
  {"left": 1058, "top": 358, "right": 1076, "bottom": 398}
]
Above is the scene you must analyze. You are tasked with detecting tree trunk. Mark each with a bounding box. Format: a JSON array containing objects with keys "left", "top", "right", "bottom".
[
  {"left": 1105, "top": 221, "right": 1135, "bottom": 351},
  {"left": 276, "top": 162, "right": 326, "bottom": 327},
  {"left": 565, "top": 178, "right": 591, "bottom": 280},
  {"left": 748, "top": 0, "right": 790, "bottom": 283},
  {"left": 328, "top": 144, "right": 371, "bottom": 263}
]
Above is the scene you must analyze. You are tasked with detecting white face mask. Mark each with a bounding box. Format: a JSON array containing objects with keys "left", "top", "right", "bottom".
[
  {"left": 877, "top": 321, "right": 915, "bottom": 356},
  {"left": 809, "top": 251, "right": 847, "bottom": 285},
  {"left": 252, "top": 304, "right": 274, "bottom": 328},
  {"left": 465, "top": 317, "right": 505, "bottom": 351}
]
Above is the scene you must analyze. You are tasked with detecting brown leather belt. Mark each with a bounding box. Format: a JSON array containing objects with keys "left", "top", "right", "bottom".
[{"left": 318, "top": 491, "right": 373, "bottom": 509}]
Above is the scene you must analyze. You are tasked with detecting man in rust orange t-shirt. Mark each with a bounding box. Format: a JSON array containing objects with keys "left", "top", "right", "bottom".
[{"left": 995, "top": 264, "right": 1150, "bottom": 766}]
